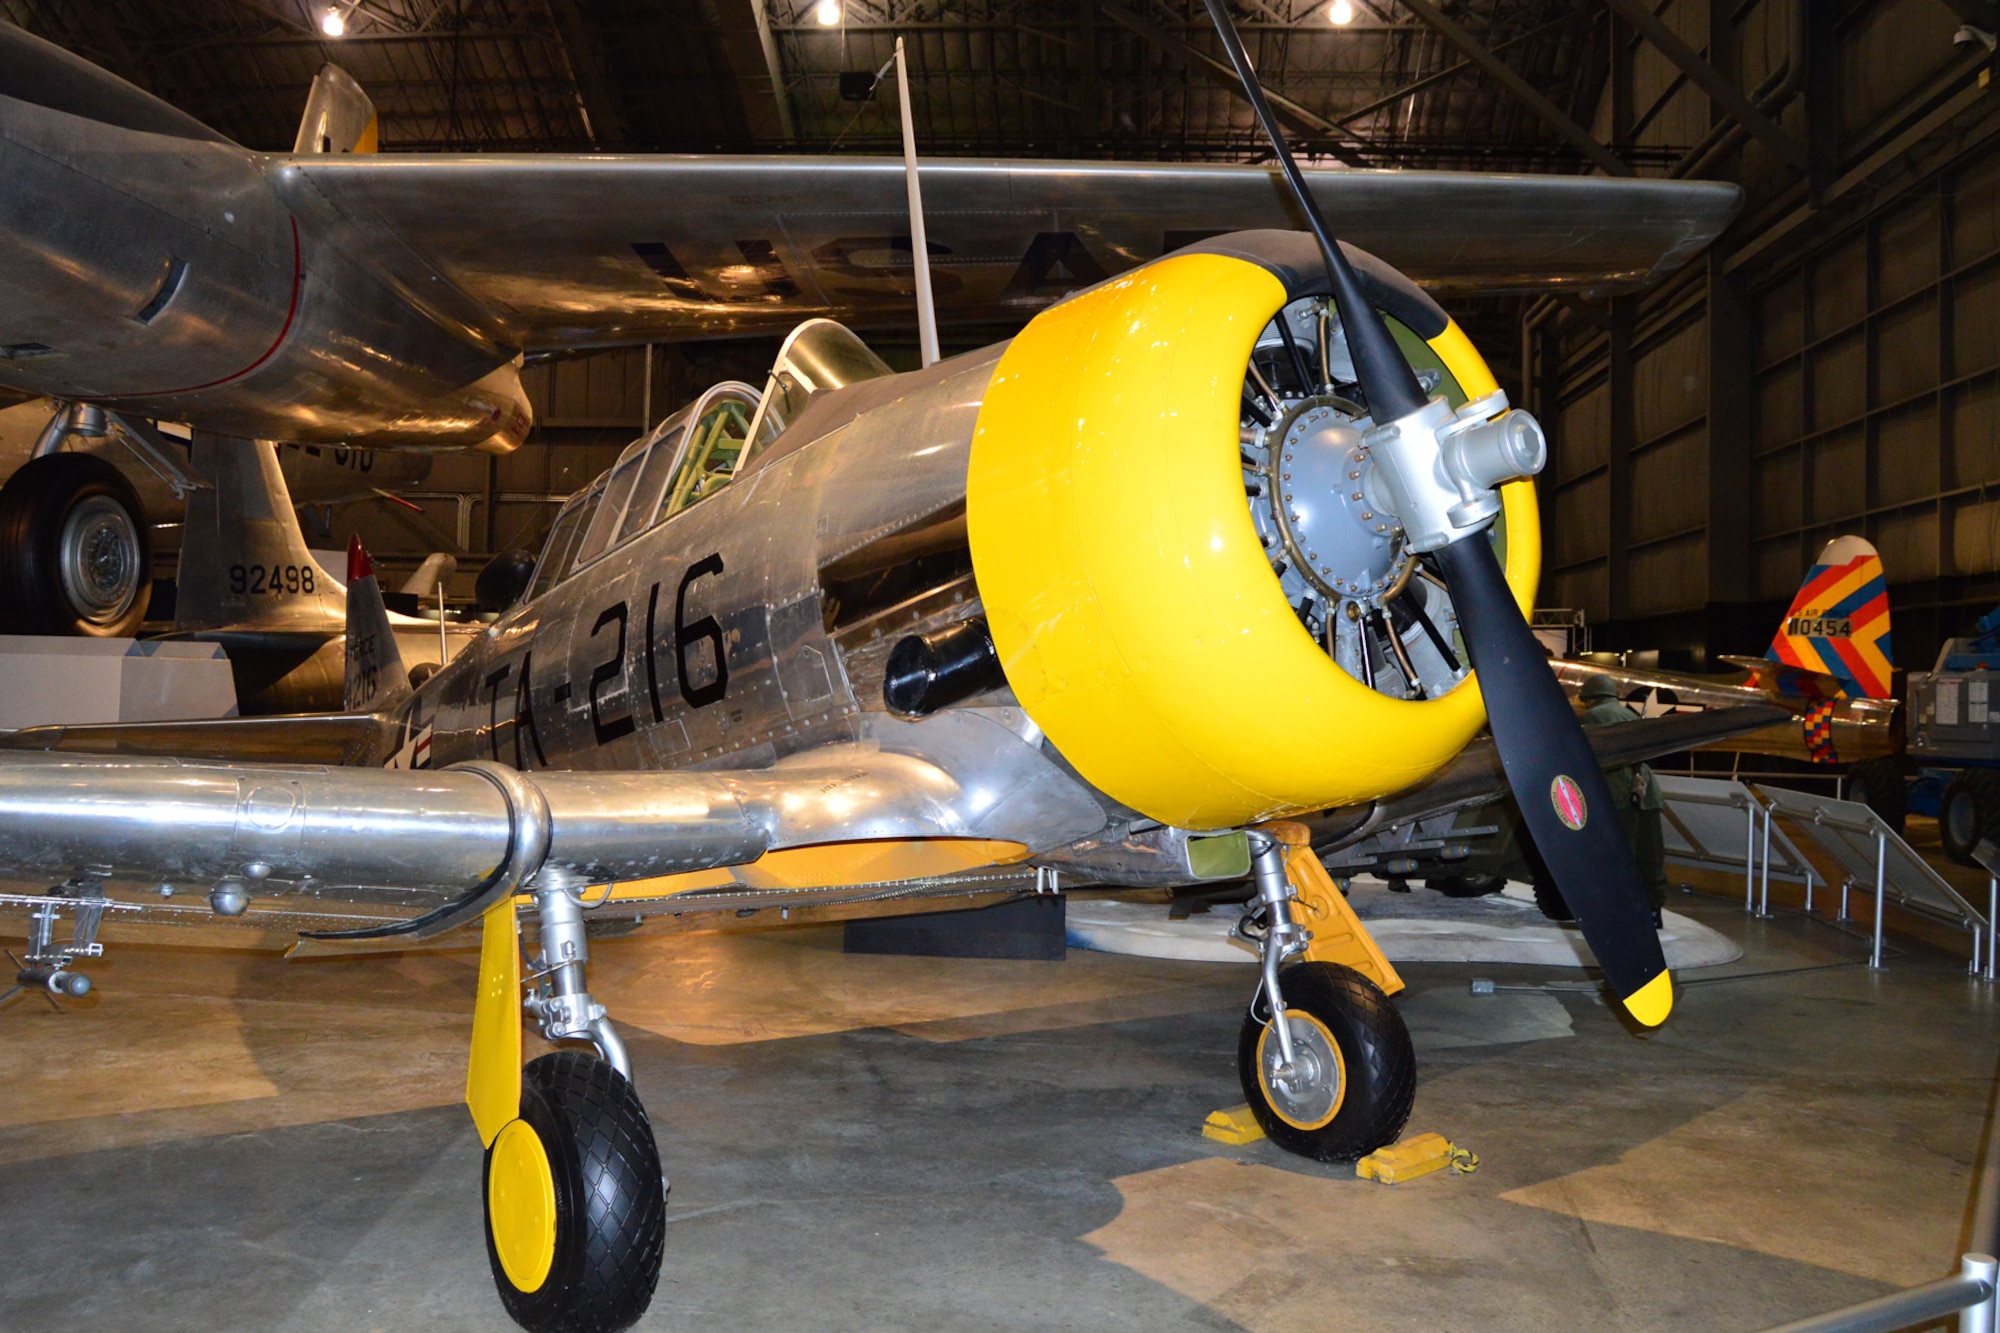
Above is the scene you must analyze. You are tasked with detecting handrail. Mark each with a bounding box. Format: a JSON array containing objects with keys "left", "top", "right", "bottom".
[
  {"left": 1758, "top": 1268, "right": 1993, "bottom": 1333},
  {"left": 1753, "top": 1068, "right": 2000, "bottom": 1333}
]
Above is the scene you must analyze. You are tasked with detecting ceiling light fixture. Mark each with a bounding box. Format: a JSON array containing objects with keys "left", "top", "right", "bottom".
[
  {"left": 815, "top": 0, "right": 841, "bottom": 25},
  {"left": 320, "top": 6, "right": 346, "bottom": 36},
  {"left": 1327, "top": 0, "right": 1355, "bottom": 24}
]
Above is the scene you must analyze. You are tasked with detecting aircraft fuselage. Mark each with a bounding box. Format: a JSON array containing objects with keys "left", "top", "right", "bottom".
[
  {"left": 393, "top": 347, "right": 1012, "bottom": 786},
  {"left": 0, "top": 49, "right": 530, "bottom": 451}
]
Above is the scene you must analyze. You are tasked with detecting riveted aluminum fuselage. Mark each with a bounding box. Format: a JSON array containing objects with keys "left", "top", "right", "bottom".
[{"left": 392, "top": 345, "right": 1037, "bottom": 779}]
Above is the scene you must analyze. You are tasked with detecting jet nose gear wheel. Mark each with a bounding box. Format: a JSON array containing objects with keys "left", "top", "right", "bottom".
[
  {"left": 1237, "top": 962, "right": 1415, "bottom": 1161},
  {"left": 484, "top": 1051, "right": 667, "bottom": 1333},
  {"left": 59, "top": 494, "right": 144, "bottom": 627},
  {"left": 0, "top": 452, "right": 152, "bottom": 637}
]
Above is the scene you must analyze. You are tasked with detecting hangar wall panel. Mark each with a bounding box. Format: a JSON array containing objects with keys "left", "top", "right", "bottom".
[{"left": 1530, "top": 0, "right": 2000, "bottom": 666}]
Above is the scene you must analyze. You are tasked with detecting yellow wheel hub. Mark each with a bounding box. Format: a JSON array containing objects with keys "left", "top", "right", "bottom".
[
  {"left": 488, "top": 1117, "right": 558, "bottom": 1293},
  {"left": 1256, "top": 1009, "right": 1348, "bottom": 1131}
]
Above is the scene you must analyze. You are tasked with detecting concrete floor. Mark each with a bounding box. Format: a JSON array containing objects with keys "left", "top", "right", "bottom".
[{"left": 1, "top": 882, "right": 1995, "bottom": 1332}]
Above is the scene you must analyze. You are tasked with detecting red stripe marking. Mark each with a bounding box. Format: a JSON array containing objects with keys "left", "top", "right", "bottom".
[
  {"left": 1848, "top": 593, "right": 1890, "bottom": 632},
  {"left": 1828, "top": 636, "right": 1887, "bottom": 697},
  {"left": 1771, "top": 636, "right": 1811, "bottom": 670},
  {"left": 1788, "top": 564, "right": 1848, "bottom": 610},
  {"left": 1789, "top": 558, "right": 1870, "bottom": 614},
  {"left": 141, "top": 216, "right": 303, "bottom": 397}
]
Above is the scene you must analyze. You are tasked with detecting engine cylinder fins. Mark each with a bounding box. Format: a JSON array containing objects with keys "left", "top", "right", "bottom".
[
  {"left": 965, "top": 246, "right": 1539, "bottom": 830},
  {"left": 1239, "top": 295, "right": 1483, "bottom": 705}
]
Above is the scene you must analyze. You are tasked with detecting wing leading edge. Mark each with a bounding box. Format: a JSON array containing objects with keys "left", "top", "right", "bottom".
[
  {"left": 273, "top": 155, "right": 1742, "bottom": 349},
  {"left": 0, "top": 740, "right": 1101, "bottom": 939}
]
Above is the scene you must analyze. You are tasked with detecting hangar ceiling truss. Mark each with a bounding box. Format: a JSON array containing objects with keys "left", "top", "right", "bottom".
[{"left": 0, "top": 0, "right": 1667, "bottom": 171}]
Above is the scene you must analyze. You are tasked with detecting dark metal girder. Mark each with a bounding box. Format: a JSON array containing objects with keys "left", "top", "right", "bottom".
[
  {"left": 1395, "top": 0, "right": 1631, "bottom": 176},
  {"left": 544, "top": 0, "right": 628, "bottom": 149},
  {"left": 1602, "top": 0, "right": 1807, "bottom": 175},
  {"left": 1098, "top": 0, "right": 1373, "bottom": 168},
  {"left": 1331, "top": 9, "right": 1582, "bottom": 131}
]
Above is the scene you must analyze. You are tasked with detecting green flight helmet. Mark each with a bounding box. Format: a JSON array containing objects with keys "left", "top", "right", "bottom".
[{"left": 1578, "top": 673, "right": 1621, "bottom": 703}]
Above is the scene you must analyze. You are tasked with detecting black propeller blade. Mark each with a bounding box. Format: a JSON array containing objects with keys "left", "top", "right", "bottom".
[
  {"left": 1432, "top": 539, "right": 1670, "bottom": 1020},
  {"left": 1199, "top": 0, "right": 1671, "bottom": 1025}
]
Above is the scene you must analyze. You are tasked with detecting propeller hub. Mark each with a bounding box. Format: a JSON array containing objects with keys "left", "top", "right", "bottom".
[
  {"left": 1363, "top": 389, "right": 1548, "bottom": 554},
  {"left": 1239, "top": 323, "right": 1466, "bottom": 703}
]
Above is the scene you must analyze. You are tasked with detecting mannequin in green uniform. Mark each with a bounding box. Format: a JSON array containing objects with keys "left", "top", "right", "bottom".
[{"left": 1577, "top": 673, "right": 1669, "bottom": 926}]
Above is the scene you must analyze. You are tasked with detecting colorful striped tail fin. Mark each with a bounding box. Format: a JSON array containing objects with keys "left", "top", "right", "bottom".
[{"left": 1767, "top": 535, "right": 1893, "bottom": 699}]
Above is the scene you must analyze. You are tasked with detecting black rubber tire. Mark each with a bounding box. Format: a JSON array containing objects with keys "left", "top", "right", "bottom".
[
  {"left": 1236, "top": 962, "right": 1416, "bottom": 1162},
  {"left": 1530, "top": 875, "right": 1574, "bottom": 922},
  {"left": 1428, "top": 872, "right": 1504, "bottom": 898},
  {"left": 0, "top": 453, "right": 151, "bottom": 636},
  {"left": 1940, "top": 770, "right": 2000, "bottom": 867},
  {"left": 485, "top": 1052, "right": 666, "bottom": 1333},
  {"left": 1846, "top": 757, "right": 1907, "bottom": 836}
]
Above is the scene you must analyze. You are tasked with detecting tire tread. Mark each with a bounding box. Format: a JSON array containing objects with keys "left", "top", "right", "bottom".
[
  {"left": 1237, "top": 962, "right": 1416, "bottom": 1162},
  {"left": 488, "top": 1051, "right": 665, "bottom": 1333}
]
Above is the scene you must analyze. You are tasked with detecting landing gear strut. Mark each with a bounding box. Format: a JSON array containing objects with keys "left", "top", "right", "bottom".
[
  {"left": 474, "top": 888, "right": 666, "bottom": 1333},
  {"left": 0, "top": 880, "right": 139, "bottom": 1007},
  {"left": 1234, "top": 831, "right": 1416, "bottom": 1161}
]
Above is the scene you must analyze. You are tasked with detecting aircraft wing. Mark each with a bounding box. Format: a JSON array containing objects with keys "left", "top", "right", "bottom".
[
  {"left": 271, "top": 155, "right": 1742, "bottom": 349},
  {"left": 1310, "top": 703, "right": 1793, "bottom": 852},
  {"left": 0, "top": 738, "right": 1099, "bottom": 941}
]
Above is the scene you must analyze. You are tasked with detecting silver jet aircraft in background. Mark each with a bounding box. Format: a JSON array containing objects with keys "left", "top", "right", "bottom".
[{"left": 0, "top": 18, "right": 1739, "bottom": 452}]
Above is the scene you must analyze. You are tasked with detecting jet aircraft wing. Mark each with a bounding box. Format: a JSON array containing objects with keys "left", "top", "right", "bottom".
[{"left": 272, "top": 155, "right": 1742, "bottom": 349}]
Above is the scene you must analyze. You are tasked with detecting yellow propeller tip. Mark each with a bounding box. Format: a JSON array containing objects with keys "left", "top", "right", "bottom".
[{"left": 1621, "top": 970, "right": 1674, "bottom": 1027}]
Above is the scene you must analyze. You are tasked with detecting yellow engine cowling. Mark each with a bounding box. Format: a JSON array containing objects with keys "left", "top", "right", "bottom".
[{"left": 965, "top": 241, "right": 1539, "bottom": 831}]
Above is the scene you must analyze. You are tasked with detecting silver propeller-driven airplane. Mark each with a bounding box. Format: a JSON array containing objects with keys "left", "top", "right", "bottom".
[
  {"left": 0, "top": 16, "right": 1781, "bottom": 1333},
  {"left": 0, "top": 243, "right": 1781, "bottom": 1329}
]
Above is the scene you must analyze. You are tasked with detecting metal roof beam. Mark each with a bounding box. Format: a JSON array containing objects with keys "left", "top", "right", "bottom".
[
  {"left": 1395, "top": 0, "right": 1631, "bottom": 175},
  {"left": 1602, "top": 0, "right": 1807, "bottom": 175},
  {"left": 1330, "top": 9, "right": 1580, "bottom": 130},
  {"left": 749, "top": 0, "right": 798, "bottom": 142},
  {"left": 1098, "top": 0, "right": 1374, "bottom": 167},
  {"left": 543, "top": 0, "right": 627, "bottom": 148}
]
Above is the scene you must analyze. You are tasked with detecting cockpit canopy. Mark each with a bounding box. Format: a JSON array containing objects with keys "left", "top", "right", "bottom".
[
  {"left": 744, "top": 318, "right": 895, "bottom": 452},
  {"left": 527, "top": 320, "right": 894, "bottom": 602}
]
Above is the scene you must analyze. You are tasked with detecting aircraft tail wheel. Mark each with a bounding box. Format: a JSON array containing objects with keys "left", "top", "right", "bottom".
[
  {"left": 1236, "top": 961, "right": 1415, "bottom": 1162},
  {"left": 0, "top": 453, "right": 151, "bottom": 637},
  {"left": 484, "top": 1051, "right": 666, "bottom": 1333}
]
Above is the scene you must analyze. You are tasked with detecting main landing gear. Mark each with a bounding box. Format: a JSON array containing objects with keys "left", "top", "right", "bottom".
[
  {"left": 476, "top": 886, "right": 666, "bottom": 1333},
  {"left": 1234, "top": 830, "right": 1416, "bottom": 1160}
]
